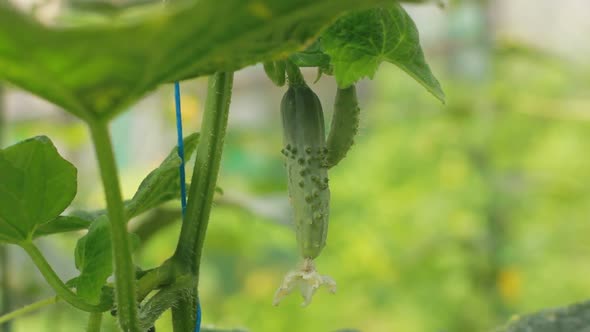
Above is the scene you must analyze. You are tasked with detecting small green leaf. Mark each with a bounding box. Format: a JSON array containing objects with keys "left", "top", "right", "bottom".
[
  {"left": 74, "top": 216, "right": 112, "bottom": 304},
  {"left": 289, "top": 41, "right": 331, "bottom": 68},
  {"left": 73, "top": 216, "right": 140, "bottom": 304},
  {"left": 495, "top": 300, "right": 590, "bottom": 332},
  {"left": 125, "top": 133, "right": 199, "bottom": 218},
  {"left": 263, "top": 61, "right": 287, "bottom": 87},
  {"left": 33, "top": 215, "right": 92, "bottom": 238},
  {"left": 0, "top": 136, "right": 77, "bottom": 243},
  {"left": 321, "top": 5, "right": 445, "bottom": 102}
]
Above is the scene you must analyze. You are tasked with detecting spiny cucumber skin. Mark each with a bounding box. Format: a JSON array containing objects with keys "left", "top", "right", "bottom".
[
  {"left": 325, "top": 85, "right": 360, "bottom": 168},
  {"left": 281, "top": 84, "right": 330, "bottom": 260}
]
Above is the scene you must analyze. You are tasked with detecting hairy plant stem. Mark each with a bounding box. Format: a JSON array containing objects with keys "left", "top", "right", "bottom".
[
  {"left": 88, "top": 120, "right": 140, "bottom": 332},
  {"left": 171, "top": 72, "right": 234, "bottom": 332},
  {"left": 86, "top": 312, "right": 103, "bottom": 332},
  {"left": 136, "top": 260, "right": 176, "bottom": 302},
  {"left": 20, "top": 242, "right": 110, "bottom": 312},
  {"left": 285, "top": 61, "right": 305, "bottom": 86},
  {"left": 0, "top": 297, "right": 58, "bottom": 325},
  {"left": 139, "top": 275, "right": 193, "bottom": 331}
]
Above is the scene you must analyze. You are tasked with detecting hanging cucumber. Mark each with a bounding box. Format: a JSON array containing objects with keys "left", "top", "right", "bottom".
[
  {"left": 274, "top": 63, "right": 336, "bottom": 307},
  {"left": 324, "top": 85, "right": 360, "bottom": 168},
  {"left": 280, "top": 80, "right": 330, "bottom": 260}
]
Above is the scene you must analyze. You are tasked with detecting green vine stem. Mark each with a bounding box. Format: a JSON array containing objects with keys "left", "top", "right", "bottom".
[
  {"left": 285, "top": 61, "right": 305, "bottom": 86},
  {"left": 87, "top": 119, "right": 140, "bottom": 332},
  {"left": 171, "top": 72, "right": 234, "bottom": 331},
  {"left": 86, "top": 312, "right": 103, "bottom": 332},
  {"left": 136, "top": 260, "right": 176, "bottom": 302},
  {"left": 20, "top": 242, "right": 109, "bottom": 312},
  {"left": 0, "top": 262, "right": 172, "bottom": 328},
  {"left": 0, "top": 297, "right": 58, "bottom": 325},
  {"left": 138, "top": 275, "right": 193, "bottom": 330}
]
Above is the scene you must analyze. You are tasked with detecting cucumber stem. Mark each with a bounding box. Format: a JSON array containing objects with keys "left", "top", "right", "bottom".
[{"left": 285, "top": 61, "right": 306, "bottom": 87}]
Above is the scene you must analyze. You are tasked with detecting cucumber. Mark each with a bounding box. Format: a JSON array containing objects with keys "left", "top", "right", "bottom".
[
  {"left": 324, "top": 85, "right": 360, "bottom": 168},
  {"left": 280, "top": 82, "right": 330, "bottom": 259}
]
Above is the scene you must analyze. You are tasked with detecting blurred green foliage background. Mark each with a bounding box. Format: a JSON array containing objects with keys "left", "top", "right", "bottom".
[{"left": 2, "top": 2, "right": 590, "bottom": 332}]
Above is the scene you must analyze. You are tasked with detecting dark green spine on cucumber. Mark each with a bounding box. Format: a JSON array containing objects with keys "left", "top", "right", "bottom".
[
  {"left": 325, "top": 85, "right": 360, "bottom": 168},
  {"left": 281, "top": 83, "right": 330, "bottom": 259}
]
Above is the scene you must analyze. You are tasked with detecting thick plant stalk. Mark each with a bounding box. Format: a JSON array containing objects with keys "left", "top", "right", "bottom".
[
  {"left": 88, "top": 120, "right": 140, "bottom": 332},
  {"left": 138, "top": 275, "right": 193, "bottom": 331},
  {"left": 136, "top": 260, "right": 176, "bottom": 302},
  {"left": 86, "top": 312, "right": 102, "bottom": 332},
  {"left": 172, "top": 72, "right": 234, "bottom": 332}
]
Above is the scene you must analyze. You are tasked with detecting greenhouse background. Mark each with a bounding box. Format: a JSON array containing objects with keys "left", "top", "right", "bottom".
[{"left": 1, "top": 0, "right": 590, "bottom": 331}]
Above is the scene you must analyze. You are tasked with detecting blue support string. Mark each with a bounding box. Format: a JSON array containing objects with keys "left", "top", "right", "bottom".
[
  {"left": 173, "top": 81, "right": 202, "bottom": 332},
  {"left": 174, "top": 82, "right": 188, "bottom": 216}
]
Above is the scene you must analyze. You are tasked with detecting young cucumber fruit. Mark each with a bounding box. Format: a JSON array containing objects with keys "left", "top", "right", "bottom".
[
  {"left": 280, "top": 83, "right": 330, "bottom": 260},
  {"left": 324, "top": 85, "right": 360, "bottom": 168}
]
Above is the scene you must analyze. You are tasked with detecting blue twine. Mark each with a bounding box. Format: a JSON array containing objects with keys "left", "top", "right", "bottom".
[
  {"left": 174, "top": 82, "right": 188, "bottom": 216},
  {"left": 173, "top": 81, "right": 202, "bottom": 332}
]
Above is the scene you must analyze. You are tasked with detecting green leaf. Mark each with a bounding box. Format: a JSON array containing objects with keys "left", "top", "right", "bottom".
[
  {"left": 263, "top": 61, "right": 287, "bottom": 87},
  {"left": 33, "top": 215, "right": 91, "bottom": 238},
  {"left": 73, "top": 216, "right": 112, "bottom": 304},
  {"left": 0, "top": 0, "right": 393, "bottom": 119},
  {"left": 125, "top": 133, "right": 199, "bottom": 218},
  {"left": 289, "top": 41, "right": 331, "bottom": 68},
  {"left": 321, "top": 5, "right": 445, "bottom": 102},
  {"left": 73, "top": 216, "right": 140, "bottom": 304},
  {"left": 495, "top": 300, "right": 590, "bottom": 332},
  {"left": 31, "top": 133, "right": 200, "bottom": 237},
  {"left": 0, "top": 136, "right": 77, "bottom": 243}
]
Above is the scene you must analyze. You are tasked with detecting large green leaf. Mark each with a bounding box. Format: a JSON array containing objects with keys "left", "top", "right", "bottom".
[
  {"left": 0, "top": 136, "right": 77, "bottom": 243},
  {"left": 29, "top": 133, "right": 200, "bottom": 238},
  {"left": 125, "top": 132, "right": 199, "bottom": 218},
  {"left": 0, "top": 0, "right": 392, "bottom": 120},
  {"left": 495, "top": 300, "right": 590, "bottom": 332},
  {"left": 321, "top": 5, "right": 445, "bottom": 102},
  {"left": 0, "top": 156, "right": 25, "bottom": 242}
]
